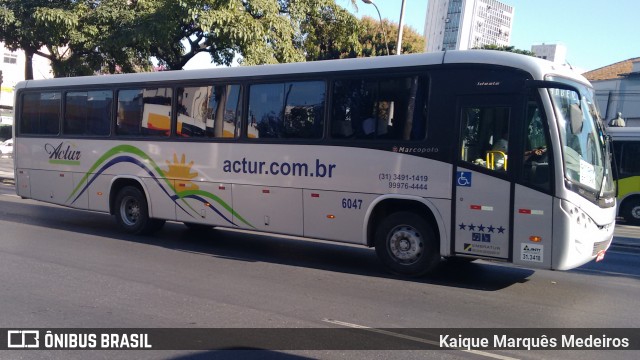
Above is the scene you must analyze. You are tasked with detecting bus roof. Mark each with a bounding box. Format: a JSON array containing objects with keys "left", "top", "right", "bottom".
[
  {"left": 606, "top": 126, "right": 640, "bottom": 141},
  {"left": 16, "top": 50, "right": 590, "bottom": 90}
]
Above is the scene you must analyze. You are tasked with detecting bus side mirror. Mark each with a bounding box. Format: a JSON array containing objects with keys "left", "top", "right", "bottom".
[{"left": 569, "top": 103, "right": 583, "bottom": 135}]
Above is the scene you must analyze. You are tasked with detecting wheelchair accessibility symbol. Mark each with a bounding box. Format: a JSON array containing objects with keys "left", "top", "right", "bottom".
[{"left": 456, "top": 171, "right": 472, "bottom": 187}]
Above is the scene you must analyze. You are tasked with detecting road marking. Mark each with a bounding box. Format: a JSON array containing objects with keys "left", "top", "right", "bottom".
[
  {"left": 322, "top": 318, "right": 519, "bottom": 360},
  {"left": 1, "top": 194, "right": 20, "bottom": 198}
]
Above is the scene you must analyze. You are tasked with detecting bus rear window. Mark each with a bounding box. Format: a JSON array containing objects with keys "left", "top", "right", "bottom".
[{"left": 20, "top": 92, "right": 61, "bottom": 135}]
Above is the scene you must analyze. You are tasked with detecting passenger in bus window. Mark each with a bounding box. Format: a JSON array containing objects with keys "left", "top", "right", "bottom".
[
  {"left": 525, "top": 147, "right": 547, "bottom": 162},
  {"left": 493, "top": 132, "right": 508, "bottom": 152},
  {"left": 491, "top": 132, "right": 508, "bottom": 170}
]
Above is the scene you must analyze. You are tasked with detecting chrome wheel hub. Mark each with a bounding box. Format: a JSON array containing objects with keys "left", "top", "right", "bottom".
[
  {"left": 388, "top": 225, "right": 423, "bottom": 264},
  {"left": 121, "top": 196, "right": 140, "bottom": 226}
]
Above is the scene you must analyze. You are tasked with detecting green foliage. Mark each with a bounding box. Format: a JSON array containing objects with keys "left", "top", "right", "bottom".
[
  {"left": 0, "top": 0, "right": 413, "bottom": 77},
  {"left": 0, "top": 0, "right": 152, "bottom": 78},
  {"left": 135, "top": 0, "right": 358, "bottom": 69},
  {"left": 475, "top": 44, "right": 536, "bottom": 57},
  {"left": 301, "top": 3, "right": 361, "bottom": 61},
  {"left": 357, "top": 16, "right": 425, "bottom": 57}
]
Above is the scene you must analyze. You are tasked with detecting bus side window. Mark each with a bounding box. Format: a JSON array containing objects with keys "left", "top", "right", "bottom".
[
  {"left": 116, "top": 88, "right": 171, "bottom": 137},
  {"left": 65, "top": 90, "right": 112, "bottom": 136},
  {"left": 331, "top": 75, "right": 427, "bottom": 141},
  {"left": 247, "top": 81, "right": 325, "bottom": 139},
  {"left": 520, "top": 100, "right": 551, "bottom": 191},
  {"left": 177, "top": 85, "right": 242, "bottom": 139},
  {"left": 620, "top": 143, "right": 640, "bottom": 175},
  {"left": 21, "top": 92, "right": 61, "bottom": 135}
]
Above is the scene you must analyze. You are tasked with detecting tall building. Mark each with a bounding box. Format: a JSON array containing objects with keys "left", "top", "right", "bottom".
[
  {"left": 0, "top": 42, "right": 53, "bottom": 124},
  {"left": 531, "top": 43, "right": 567, "bottom": 64},
  {"left": 424, "top": 0, "right": 514, "bottom": 52}
]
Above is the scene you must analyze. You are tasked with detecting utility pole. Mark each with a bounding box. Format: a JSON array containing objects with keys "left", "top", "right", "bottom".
[{"left": 396, "top": 0, "right": 406, "bottom": 55}]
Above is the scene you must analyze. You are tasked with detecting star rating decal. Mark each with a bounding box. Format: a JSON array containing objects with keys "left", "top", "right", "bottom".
[{"left": 458, "top": 223, "right": 506, "bottom": 234}]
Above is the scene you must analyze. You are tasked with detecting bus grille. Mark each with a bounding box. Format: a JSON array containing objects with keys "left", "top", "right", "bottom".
[{"left": 592, "top": 238, "right": 611, "bottom": 256}]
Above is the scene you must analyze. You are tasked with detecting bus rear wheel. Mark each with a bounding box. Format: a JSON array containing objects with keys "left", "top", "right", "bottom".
[
  {"left": 374, "top": 211, "right": 440, "bottom": 276},
  {"left": 114, "top": 186, "right": 165, "bottom": 235}
]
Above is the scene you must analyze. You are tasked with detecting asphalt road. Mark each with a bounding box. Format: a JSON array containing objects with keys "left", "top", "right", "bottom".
[{"left": 0, "top": 170, "right": 639, "bottom": 359}]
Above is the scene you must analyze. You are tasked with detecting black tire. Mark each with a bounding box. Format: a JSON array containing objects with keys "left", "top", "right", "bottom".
[
  {"left": 374, "top": 211, "right": 440, "bottom": 276},
  {"left": 114, "top": 186, "right": 165, "bottom": 235},
  {"left": 622, "top": 197, "right": 640, "bottom": 225}
]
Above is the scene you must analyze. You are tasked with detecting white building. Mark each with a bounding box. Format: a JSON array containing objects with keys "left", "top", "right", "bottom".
[
  {"left": 531, "top": 43, "right": 567, "bottom": 64},
  {"left": 0, "top": 42, "right": 53, "bottom": 124},
  {"left": 424, "top": 0, "right": 514, "bottom": 52},
  {"left": 584, "top": 58, "right": 640, "bottom": 126}
]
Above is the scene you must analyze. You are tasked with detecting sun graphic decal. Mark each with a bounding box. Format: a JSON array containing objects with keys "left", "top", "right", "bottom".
[
  {"left": 65, "top": 145, "right": 254, "bottom": 229},
  {"left": 164, "top": 153, "right": 199, "bottom": 190}
]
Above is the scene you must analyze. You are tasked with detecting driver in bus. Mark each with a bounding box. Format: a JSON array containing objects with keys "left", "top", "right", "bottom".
[{"left": 491, "top": 132, "right": 508, "bottom": 170}]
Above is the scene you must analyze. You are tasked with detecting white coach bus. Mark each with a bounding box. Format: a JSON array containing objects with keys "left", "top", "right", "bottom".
[{"left": 13, "top": 50, "right": 616, "bottom": 276}]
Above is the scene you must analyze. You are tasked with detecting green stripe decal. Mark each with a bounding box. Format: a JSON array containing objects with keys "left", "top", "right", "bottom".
[
  {"left": 177, "top": 189, "right": 255, "bottom": 229},
  {"left": 65, "top": 144, "right": 254, "bottom": 229},
  {"left": 66, "top": 145, "right": 172, "bottom": 202},
  {"left": 49, "top": 160, "right": 81, "bottom": 165}
]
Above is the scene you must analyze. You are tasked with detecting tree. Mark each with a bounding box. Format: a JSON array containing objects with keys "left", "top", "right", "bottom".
[
  {"left": 0, "top": 0, "right": 70, "bottom": 79},
  {"left": 357, "top": 16, "right": 424, "bottom": 57},
  {"left": 132, "top": 0, "right": 362, "bottom": 70},
  {"left": 0, "top": 0, "right": 151, "bottom": 78},
  {"left": 300, "top": 3, "right": 361, "bottom": 61},
  {"left": 476, "top": 44, "right": 535, "bottom": 57},
  {"left": 1, "top": 0, "right": 401, "bottom": 78}
]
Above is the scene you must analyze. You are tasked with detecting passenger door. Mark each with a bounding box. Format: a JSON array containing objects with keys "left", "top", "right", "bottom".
[{"left": 453, "top": 96, "right": 518, "bottom": 260}]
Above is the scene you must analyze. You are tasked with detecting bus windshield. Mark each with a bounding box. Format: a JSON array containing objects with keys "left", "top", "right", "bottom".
[{"left": 547, "top": 78, "right": 615, "bottom": 200}]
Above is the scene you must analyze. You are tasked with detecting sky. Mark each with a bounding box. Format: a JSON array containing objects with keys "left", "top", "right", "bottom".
[
  {"left": 336, "top": 0, "right": 640, "bottom": 72},
  {"left": 186, "top": 0, "right": 640, "bottom": 72}
]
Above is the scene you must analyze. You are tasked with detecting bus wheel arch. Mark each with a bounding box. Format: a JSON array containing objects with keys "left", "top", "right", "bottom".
[
  {"left": 367, "top": 199, "right": 441, "bottom": 276},
  {"left": 620, "top": 195, "right": 640, "bottom": 225},
  {"left": 110, "top": 178, "right": 165, "bottom": 234}
]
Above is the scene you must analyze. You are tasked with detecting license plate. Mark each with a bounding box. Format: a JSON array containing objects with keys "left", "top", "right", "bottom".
[{"left": 596, "top": 250, "right": 606, "bottom": 262}]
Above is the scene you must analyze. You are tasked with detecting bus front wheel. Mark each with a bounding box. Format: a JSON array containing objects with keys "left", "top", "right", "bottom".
[
  {"left": 114, "top": 186, "right": 165, "bottom": 235},
  {"left": 374, "top": 211, "right": 440, "bottom": 276}
]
